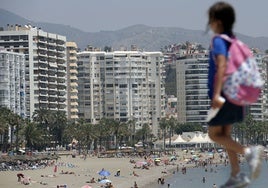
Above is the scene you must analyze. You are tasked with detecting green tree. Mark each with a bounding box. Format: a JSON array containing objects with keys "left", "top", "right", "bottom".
[
  {"left": 159, "top": 118, "right": 168, "bottom": 150},
  {"left": 127, "top": 120, "right": 136, "bottom": 147},
  {"left": 0, "top": 107, "right": 13, "bottom": 151},
  {"left": 94, "top": 118, "right": 111, "bottom": 151},
  {"left": 0, "top": 107, "right": 26, "bottom": 152},
  {"left": 23, "top": 121, "right": 43, "bottom": 150},
  {"left": 135, "top": 123, "right": 152, "bottom": 148},
  {"left": 110, "top": 120, "right": 129, "bottom": 149},
  {"left": 51, "top": 111, "right": 67, "bottom": 146},
  {"left": 175, "top": 122, "right": 203, "bottom": 135},
  {"left": 32, "top": 109, "right": 57, "bottom": 149}
]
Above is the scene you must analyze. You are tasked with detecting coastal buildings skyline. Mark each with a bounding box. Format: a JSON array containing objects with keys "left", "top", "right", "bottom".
[{"left": 0, "top": 24, "right": 267, "bottom": 132}]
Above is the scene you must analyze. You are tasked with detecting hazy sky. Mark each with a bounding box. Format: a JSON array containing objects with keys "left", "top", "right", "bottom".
[{"left": 1, "top": 0, "right": 268, "bottom": 37}]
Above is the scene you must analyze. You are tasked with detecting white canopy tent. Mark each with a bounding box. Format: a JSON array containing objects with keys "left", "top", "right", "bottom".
[
  {"left": 173, "top": 134, "right": 187, "bottom": 144},
  {"left": 188, "top": 134, "right": 206, "bottom": 144}
]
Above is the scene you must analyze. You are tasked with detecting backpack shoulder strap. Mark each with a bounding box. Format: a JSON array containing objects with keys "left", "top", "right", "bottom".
[
  {"left": 211, "top": 34, "right": 233, "bottom": 48},
  {"left": 218, "top": 34, "right": 233, "bottom": 43}
]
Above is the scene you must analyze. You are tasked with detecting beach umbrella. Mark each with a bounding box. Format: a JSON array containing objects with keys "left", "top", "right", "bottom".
[
  {"left": 99, "top": 179, "right": 112, "bottom": 184},
  {"left": 170, "top": 156, "right": 177, "bottom": 161},
  {"left": 98, "top": 169, "right": 111, "bottom": 176},
  {"left": 81, "top": 185, "right": 92, "bottom": 188}
]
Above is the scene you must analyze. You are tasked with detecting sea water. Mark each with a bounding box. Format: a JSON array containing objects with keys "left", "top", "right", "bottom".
[{"left": 153, "top": 161, "right": 268, "bottom": 188}]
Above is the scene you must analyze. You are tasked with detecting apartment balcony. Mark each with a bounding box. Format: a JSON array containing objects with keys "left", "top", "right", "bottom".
[
  {"left": 71, "top": 89, "right": 78, "bottom": 93},
  {"left": 70, "top": 76, "right": 78, "bottom": 80},
  {"left": 58, "top": 97, "right": 66, "bottom": 103},
  {"left": 70, "top": 69, "right": 78, "bottom": 74},
  {"left": 70, "top": 95, "right": 78, "bottom": 99},
  {"left": 39, "top": 79, "right": 48, "bottom": 84},
  {"left": 39, "top": 103, "right": 48, "bottom": 109},
  {"left": 39, "top": 58, "right": 48, "bottom": 63},
  {"left": 71, "top": 108, "right": 79, "bottom": 113},
  {"left": 58, "top": 69, "right": 66, "bottom": 75},
  {"left": 57, "top": 85, "right": 66, "bottom": 91},
  {"left": 48, "top": 76, "right": 57, "bottom": 82},
  {"left": 38, "top": 70, "right": 47, "bottom": 75},
  {"left": 48, "top": 99, "right": 57, "bottom": 104},
  {"left": 58, "top": 90, "right": 66, "bottom": 96},
  {"left": 47, "top": 39, "right": 56, "bottom": 45},
  {"left": 39, "top": 66, "right": 48, "bottom": 71},
  {"left": 48, "top": 71, "right": 57, "bottom": 78},
  {"left": 38, "top": 36, "right": 47, "bottom": 44},
  {"left": 39, "top": 95, "right": 48, "bottom": 101},
  {"left": 70, "top": 114, "right": 79, "bottom": 119},
  {"left": 48, "top": 55, "right": 57, "bottom": 61},
  {"left": 71, "top": 102, "right": 78, "bottom": 106},
  {"left": 48, "top": 89, "right": 57, "bottom": 95},
  {"left": 68, "top": 49, "right": 76, "bottom": 53},
  {"left": 49, "top": 102, "right": 57, "bottom": 108},
  {"left": 57, "top": 105, "right": 66, "bottom": 111},
  {"left": 57, "top": 58, "right": 65, "bottom": 64},
  {"left": 38, "top": 82, "right": 47, "bottom": 89},
  {"left": 69, "top": 56, "right": 77, "bottom": 61},
  {"left": 57, "top": 76, "right": 65, "bottom": 82},
  {"left": 69, "top": 63, "right": 77, "bottom": 67},
  {"left": 70, "top": 82, "right": 78, "bottom": 87},
  {"left": 48, "top": 85, "right": 57, "bottom": 91},
  {"left": 38, "top": 52, "right": 47, "bottom": 58},
  {"left": 56, "top": 41, "right": 65, "bottom": 47}
]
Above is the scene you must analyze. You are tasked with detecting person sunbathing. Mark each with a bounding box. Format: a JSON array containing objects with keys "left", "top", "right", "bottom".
[
  {"left": 89, "top": 177, "right": 96, "bottom": 183},
  {"left": 60, "top": 170, "right": 75, "bottom": 174},
  {"left": 133, "top": 171, "right": 139, "bottom": 177}
]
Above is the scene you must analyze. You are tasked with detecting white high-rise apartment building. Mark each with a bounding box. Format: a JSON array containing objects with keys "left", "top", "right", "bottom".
[
  {"left": 249, "top": 54, "right": 268, "bottom": 121},
  {"left": 0, "top": 49, "right": 26, "bottom": 117},
  {"left": 0, "top": 25, "right": 67, "bottom": 118},
  {"left": 176, "top": 57, "right": 210, "bottom": 126},
  {"left": 77, "top": 50, "right": 165, "bottom": 135},
  {"left": 77, "top": 51, "right": 105, "bottom": 124}
]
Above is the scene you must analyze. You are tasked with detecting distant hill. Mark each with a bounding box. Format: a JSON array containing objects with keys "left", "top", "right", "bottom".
[{"left": 1, "top": 8, "right": 268, "bottom": 51}]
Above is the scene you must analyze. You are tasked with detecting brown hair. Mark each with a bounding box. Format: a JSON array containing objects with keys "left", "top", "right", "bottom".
[{"left": 207, "top": 1, "right": 235, "bottom": 34}]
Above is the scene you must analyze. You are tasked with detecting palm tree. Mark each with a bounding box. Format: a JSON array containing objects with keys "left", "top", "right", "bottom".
[
  {"left": 0, "top": 107, "right": 12, "bottom": 152},
  {"left": 23, "top": 121, "right": 43, "bottom": 150},
  {"left": 0, "top": 107, "right": 10, "bottom": 134},
  {"left": 93, "top": 118, "right": 111, "bottom": 151},
  {"left": 167, "top": 117, "right": 176, "bottom": 147},
  {"left": 159, "top": 118, "right": 168, "bottom": 150},
  {"left": 72, "top": 120, "right": 96, "bottom": 154},
  {"left": 11, "top": 114, "right": 24, "bottom": 151},
  {"left": 135, "top": 123, "right": 152, "bottom": 148},
  {"left": 126, "top": 120, "right": 136, "bottom": 147},
  {"left": 32, "top": 109, "right": 56, "bottom": 149},
  {"left": 110, "top": 120, "right": 128, "bottom": 149},
  {"left": 51, "top": 111, "right": 67, "bottom": 146}
]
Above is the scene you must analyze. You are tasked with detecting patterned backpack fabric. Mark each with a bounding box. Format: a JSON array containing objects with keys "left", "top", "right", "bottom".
[{"left": 217, "top": 34, "right": 264, "bottom": 106}]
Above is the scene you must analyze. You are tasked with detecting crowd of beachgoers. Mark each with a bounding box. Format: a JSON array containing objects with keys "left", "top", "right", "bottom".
[{"left": 0, "top": 148, "right": 266, "bottom": 188}]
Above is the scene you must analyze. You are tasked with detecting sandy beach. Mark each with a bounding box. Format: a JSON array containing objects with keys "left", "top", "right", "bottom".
[{"left": 0, "top": 153, "right": 186, "bottom": 188}]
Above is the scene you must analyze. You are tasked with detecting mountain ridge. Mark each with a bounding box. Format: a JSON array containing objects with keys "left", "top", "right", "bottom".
[{"left": 1, "top": 8, "right": 268, "bottom": 51}]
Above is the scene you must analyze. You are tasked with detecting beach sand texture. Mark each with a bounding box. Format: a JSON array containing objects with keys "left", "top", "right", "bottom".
[{"left": 0, "top": 154, "right": 182, "bottom": 188}]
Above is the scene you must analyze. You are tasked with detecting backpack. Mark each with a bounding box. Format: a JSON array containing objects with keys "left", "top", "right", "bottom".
[{"left": 216, "top": 34, "right": 264, "bottom": 106}]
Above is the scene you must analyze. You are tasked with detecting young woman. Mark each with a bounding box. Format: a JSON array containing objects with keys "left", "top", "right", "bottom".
[{"left": 207, "top": 2, "right": 263, "bottom": 188}]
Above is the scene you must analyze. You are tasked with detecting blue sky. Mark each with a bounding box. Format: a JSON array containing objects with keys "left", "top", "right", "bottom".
[{"left": 1, "top": 0, "right": 267, "bottom": 37}]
